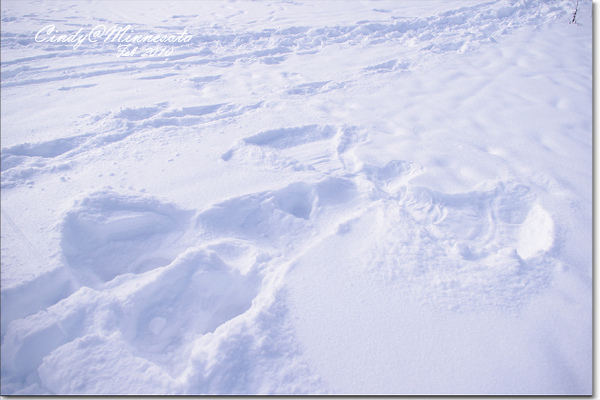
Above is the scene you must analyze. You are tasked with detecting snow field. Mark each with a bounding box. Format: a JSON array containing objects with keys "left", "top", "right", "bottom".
[{"left": 0, "top": 0, "right": 592, "bottom": 395}]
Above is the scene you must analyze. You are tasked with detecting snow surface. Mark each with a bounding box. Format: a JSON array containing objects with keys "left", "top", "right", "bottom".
[{"left": 0, "top": 0, "right": 592, "bottom": 395}]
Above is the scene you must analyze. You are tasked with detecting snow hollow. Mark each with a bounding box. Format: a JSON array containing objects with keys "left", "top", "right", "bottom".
[{"left": 0, "top": 0, "right": 592, "bottom": 395}]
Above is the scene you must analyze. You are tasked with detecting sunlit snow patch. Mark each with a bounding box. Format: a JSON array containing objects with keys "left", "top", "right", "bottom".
[{"left": 516, "top": 203, "right": 554, "bottom": 260}]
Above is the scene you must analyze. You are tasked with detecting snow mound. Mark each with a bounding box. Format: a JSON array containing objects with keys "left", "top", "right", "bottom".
[{"left": 517, "top": 203, "right": 555, "bottom": 260}]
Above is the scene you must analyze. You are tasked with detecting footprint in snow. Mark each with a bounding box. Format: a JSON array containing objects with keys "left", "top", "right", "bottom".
[
  {"left": 0, "top": 135, "right": 89, "bottom": 188},
  {"left": 221, "top": 124, "right": 367, "bottom": 175},
  {"left": 195, "top": 177, "right": 358, "bottom": 249},
  {"left": 1, "top": 135, "right": 88, "bottom": 170},
  {"left": 1, "top": 247, "right": 261, "bottom": 393},
  {"left": 2, "top": 190, "right": 267, "bottom": 392},
  {"left": 364, "top": 180, "right": 556, "bottom": 309},
  {"left": 286, "top": 80, "right": 349, "bottom": 95},
  {"left": 2, "top": 177, "right": 356, "bottom": 392},
  {"left": 362, "top": 59, "right": 409, "bottom": 73},
  {"left": 359, "top": 159, "right": 425, "bottom": 194},
  {"left": 110, "top": 247, "right": 261, "bottom": 376},
  {"left": 60, "top": 190, "right": 194, "bottom": 287},
  {"left": 403, "top": 181, "right": 554, "bottom": 260}
]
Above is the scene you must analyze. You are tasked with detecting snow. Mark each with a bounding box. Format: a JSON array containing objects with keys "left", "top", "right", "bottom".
[{"left": 0, "top": 0, "right": 592, "bottom": 395}]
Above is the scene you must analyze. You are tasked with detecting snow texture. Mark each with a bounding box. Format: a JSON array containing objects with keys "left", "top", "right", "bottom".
[{"left": 0, "top": 0, "right": 592, "bottom": 395}]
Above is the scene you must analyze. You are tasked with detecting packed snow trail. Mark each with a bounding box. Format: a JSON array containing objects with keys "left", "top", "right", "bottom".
[{"left": 1, "top": 0, "right": 591, "bottom": 395}]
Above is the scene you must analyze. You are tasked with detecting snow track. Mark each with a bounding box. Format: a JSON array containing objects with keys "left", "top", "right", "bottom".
[{"left": 0, "top": 0, "right": 591, "bottom": 395}]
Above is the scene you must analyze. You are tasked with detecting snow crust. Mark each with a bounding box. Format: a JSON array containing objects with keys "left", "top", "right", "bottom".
[{"left": 0, "top": 0, "right": 592, "bottom": 395}]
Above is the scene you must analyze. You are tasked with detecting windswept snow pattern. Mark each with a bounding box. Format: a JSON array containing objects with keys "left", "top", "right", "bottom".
[{"left": 1, "top": 0, "right": 592, "bottom": 395}]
